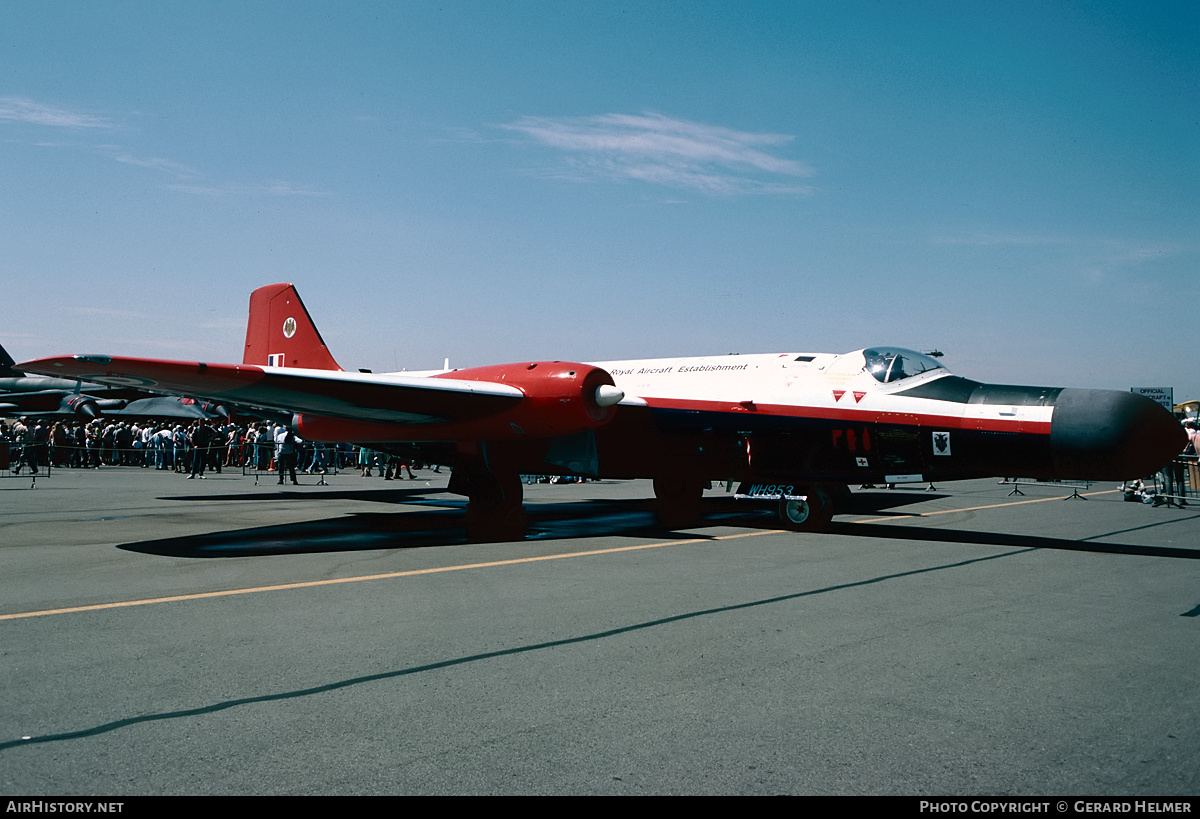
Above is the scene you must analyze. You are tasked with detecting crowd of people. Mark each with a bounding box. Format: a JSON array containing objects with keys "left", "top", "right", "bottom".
[
  {"left": 5, "top": 415, "right": 1198, "bottom": 496},
  {"left": 0, "top": 417, "right": 432, "bottom": 483}
]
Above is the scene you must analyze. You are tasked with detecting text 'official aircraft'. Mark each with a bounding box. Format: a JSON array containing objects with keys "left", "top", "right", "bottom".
[{"left": 20, "top": 283, "right": 1185, "bottom": 539}]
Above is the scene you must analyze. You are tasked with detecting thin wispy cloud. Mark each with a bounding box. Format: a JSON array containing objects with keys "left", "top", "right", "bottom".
[
  {"left": 112, "top": 150, "right": 326, "bottom": 197},
  {"left": 96, "top": 146, "right": 203, "bottom": 178},
  {"left": 167, "top": 180, "right": 328, "bottom": 197},
  {"left": 68, "top": 306, "right": 153, "bottom": 320},
  {"left": 932, "top": 230, "right": 1185, "bottom": 283},
  {"left": 502, "top": 112, "right": 813, "bottom": 195},
  {"left": 98, "top": 146, "right": 322, "bottom": 196},
  {"left": 4, "top": 96, "right": 324, "bottom": 198},
  {"left": 1080, "top": 241, "right": 1181, "bottom": 282},
  {"left": 932, "top": 232, "right": 1071, "bottom": 247},
  {"left": 94, "top": 335, "right": 233, "bottom": 354},
  {"left": 0, "top": 96, "right": 111, "bottom": 129},
  {"left": 196, "top": 317, "right": 247, "bottom": 331}
]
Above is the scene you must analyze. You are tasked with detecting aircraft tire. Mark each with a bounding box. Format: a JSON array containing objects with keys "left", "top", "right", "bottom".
[
  {"left": 653, "top": 476, "right": 705, "bottom": 529},
  {"left": 465, "top": 505, "right": 527, "bottom": 542},
  {"left": 777, "top": 486, "right": 834, "bottom": 532},
  {"left": 464, "top": 471, "right": 526, "bottom": 542}
]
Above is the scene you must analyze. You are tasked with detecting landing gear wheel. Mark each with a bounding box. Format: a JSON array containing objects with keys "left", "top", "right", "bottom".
[
  {"left": 777, "top": 487, "right": 833, "bottom": 532},
  {"left": 464, "top": 471, "right": 526, "bottom": 542},
  {"left": 654, "top": 476, "right": 705, "bottom": 529},
  {"left": 465, "top": 505, "right": 527, "bottom": 542}
]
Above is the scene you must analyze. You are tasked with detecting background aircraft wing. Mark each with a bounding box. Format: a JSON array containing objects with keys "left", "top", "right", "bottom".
[{"left": 19, "top": 355, "right": 523, "bottom": 425}]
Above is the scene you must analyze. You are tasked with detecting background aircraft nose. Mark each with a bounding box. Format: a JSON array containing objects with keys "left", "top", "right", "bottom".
[{"left": 1049, "top": 388, "right": 1186, "bottom": 481}]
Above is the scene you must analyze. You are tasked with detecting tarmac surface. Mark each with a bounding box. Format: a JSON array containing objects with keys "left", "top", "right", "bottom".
[{"left": 1, "top": 466, "right": 1198, "bottom": 795}]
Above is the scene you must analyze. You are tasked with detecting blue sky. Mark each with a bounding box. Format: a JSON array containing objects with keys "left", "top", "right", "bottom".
[{"left": 3, "top": 1, "right": 1197, "bottom": 401}]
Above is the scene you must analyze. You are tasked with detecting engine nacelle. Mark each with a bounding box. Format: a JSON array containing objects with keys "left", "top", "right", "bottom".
[
  {"left": 435, "top": 361, "right": 622, "bottom": 434},
  {"left": 194, "top": 400, "right": 229, "bottom": 418},
  {"left": 61, "top": 395, "right": 127, "bottom": 419},
  {"left": 295, "top": 361, "right": 624, "bottom": 443}
]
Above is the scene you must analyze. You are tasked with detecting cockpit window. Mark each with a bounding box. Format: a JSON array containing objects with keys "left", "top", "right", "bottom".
[{"left": 862, "top": 347, "right": 945, "bottom": 383}]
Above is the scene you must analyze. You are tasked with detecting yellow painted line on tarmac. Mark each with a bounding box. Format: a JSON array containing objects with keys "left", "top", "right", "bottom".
[
  {"left": 853, "top": 488, "right": 1119, "bottom": 524},
  {"left": 0, "top": 530, "right": 781, "bottom": 622},
  {"left": 3, "top": 490, "right": 1113, "bottom": 621}
]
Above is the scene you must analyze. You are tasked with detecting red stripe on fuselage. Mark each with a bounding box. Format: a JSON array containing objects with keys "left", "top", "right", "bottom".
[{"left": 635, "top": 396, "right": 1052, "bottom": 435}]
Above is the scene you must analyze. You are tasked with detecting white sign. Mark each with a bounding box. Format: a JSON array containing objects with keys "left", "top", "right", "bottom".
[{"left": 1132, "top": 387, "right": 1173, "bottom": 410}]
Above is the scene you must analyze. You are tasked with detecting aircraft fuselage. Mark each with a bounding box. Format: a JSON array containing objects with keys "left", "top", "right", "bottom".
[{"left": 438, "top": 347, "right": 1180, "bottom": 487}]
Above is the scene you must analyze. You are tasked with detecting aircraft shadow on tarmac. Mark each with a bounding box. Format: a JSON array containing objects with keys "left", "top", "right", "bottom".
[
  {"left": 119, "top": 491, "right": 1200, "bottom": 560},
  {"left": 121, "top": 497, "right": 742, "bottom": 558},
  {"left": 159, "top": 485, "right": 445, "bottom": 505}
]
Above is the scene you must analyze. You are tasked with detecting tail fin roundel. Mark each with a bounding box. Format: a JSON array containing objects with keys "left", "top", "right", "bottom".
[{"left": 243, "top": 283, "right": 342, "bottom": 371}]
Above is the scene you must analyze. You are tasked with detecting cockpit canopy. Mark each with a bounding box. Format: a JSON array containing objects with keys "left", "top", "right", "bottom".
[{"left": 862, "top": 347, "right": 946, "bottom": 384}]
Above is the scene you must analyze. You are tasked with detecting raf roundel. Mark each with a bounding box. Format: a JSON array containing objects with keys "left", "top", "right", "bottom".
[
  {"left": 283, "top": 317, "right": 297, "bottom": 338},
  {"left": 77, "top": 373, "right": 158, "bottom": 388}
]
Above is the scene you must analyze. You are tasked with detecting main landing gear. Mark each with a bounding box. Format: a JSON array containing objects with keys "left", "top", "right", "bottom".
[
  {"left": 653, "top": 476, "right": 707, "bottom": 529},
  {"left": 449, "top": 466, "right": 527, "bottom": 542}
]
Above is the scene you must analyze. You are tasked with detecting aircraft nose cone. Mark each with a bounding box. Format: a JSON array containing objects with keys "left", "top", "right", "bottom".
[{"left": 1049, "top": 388, "right": 1186, "bottom": 480}]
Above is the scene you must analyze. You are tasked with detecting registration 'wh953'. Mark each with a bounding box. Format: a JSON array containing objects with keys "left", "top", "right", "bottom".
[{"left": 735, "top": 484, "right": 807, "bottom": 502}]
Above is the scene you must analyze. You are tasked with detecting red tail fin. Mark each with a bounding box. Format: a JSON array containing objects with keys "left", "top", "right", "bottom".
[{"left": 243, "top": 283, "right": 342, "bottom": 371}]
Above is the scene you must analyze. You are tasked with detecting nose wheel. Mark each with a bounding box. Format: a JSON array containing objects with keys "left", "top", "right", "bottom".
[{"left": 777, "top": 487, "right": 833, "bottom": 531}]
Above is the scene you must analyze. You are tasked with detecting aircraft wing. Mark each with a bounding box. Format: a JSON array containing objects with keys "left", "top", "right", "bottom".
[{"left": 19, "top": 355, "right": 525, "bottom": 425}]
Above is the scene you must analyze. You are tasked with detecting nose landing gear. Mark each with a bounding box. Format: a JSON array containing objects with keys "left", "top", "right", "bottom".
[{"left": 777, "top": 488, "right": 833, "bottom": 531}]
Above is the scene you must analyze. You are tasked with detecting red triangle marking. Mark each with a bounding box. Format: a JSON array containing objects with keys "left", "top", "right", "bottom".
[
  {"left": 832, "top": 390, "right": 846, "bottom": 402},
  {"left": 853, "top": 391, "right": 866, "bottom": 403}
]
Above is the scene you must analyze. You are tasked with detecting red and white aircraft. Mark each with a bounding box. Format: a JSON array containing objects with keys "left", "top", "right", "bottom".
[{"left": 21, "top": 283, "right": 1185, "bottom": 538}]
